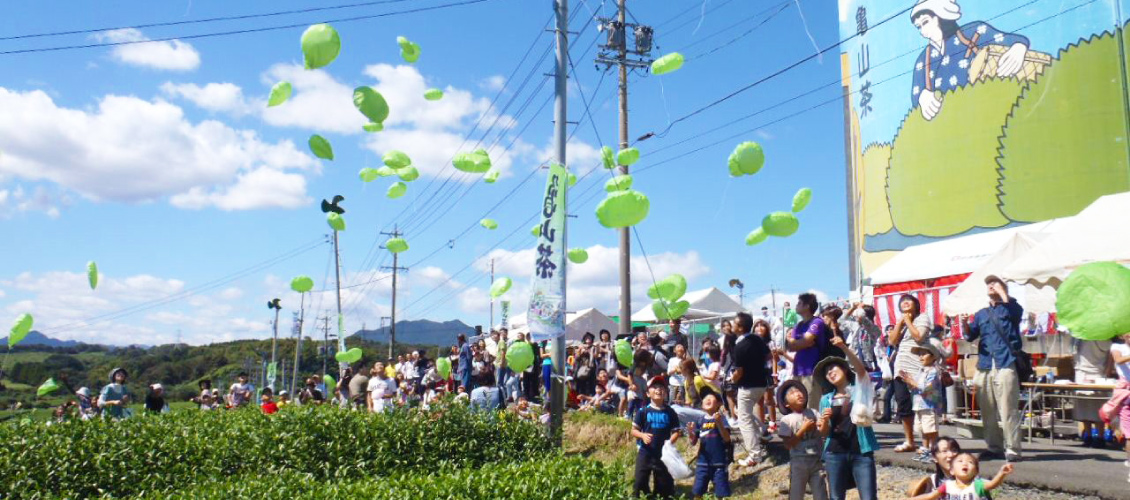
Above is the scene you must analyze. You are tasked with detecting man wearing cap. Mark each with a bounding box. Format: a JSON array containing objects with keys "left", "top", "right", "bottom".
[{"left": 961, "top": 274, "right": 1024, "bottom": 462}]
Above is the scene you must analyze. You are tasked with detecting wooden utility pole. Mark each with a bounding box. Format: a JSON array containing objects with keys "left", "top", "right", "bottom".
[{"left": 381, "top": 226, "right": 408, "bottom": 360}]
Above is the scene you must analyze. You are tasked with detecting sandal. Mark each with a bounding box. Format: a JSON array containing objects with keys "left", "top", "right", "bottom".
[{"left": 894, "top": 442, "right": 916, "bottom": 453}]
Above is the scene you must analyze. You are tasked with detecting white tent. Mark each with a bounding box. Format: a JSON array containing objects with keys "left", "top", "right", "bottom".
[
  {"left": 942, "top": 231, "right": 1058, "bottom": 315},
  {"left": 630, "top": 287, "right": 745, "bottom": 323},
  {"left": 507, "top": 307, "right": 619, "bottom": 343},
  {"left": 1002, "top": 192, "right": 1130, "bottom": 287}
]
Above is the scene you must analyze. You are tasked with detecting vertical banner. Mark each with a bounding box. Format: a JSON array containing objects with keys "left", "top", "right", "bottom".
[
  {"left": 527, "top": 163, "right": 567, "bottom": 342},
  {"left": 500, "top": 300, "right": 511, "bottom": 329},
  {"left": 266, "top": 362, "right": 278, "bottom": 390}
]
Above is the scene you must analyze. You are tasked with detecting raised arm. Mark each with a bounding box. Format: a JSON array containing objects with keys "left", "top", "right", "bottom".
[
  {"left": 830, "top": 336, "right": 868, "bottom": 380},
  {"left": 984, "top": 463, "right": 1015, "bottom": 491}
]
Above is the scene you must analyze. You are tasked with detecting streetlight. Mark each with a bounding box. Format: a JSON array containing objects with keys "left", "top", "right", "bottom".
[{"left": 728, "top": 279, "right": 745, "bottom": 308}]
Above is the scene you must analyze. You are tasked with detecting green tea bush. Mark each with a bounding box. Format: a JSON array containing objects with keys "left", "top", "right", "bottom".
[
  {"left": 0, "top": 403, "right": 553, "bottom": 499},
  {"left": 150, "top": 455, "right": 627, "bottom": 500}
]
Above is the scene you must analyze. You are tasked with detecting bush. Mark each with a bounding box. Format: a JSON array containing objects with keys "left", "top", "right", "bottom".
[
  {"left": 0, "top": 403, "right": 553, "bottom": 499},
  {"left": 150, "top": 455, "right": 628, "bottom": 499}
]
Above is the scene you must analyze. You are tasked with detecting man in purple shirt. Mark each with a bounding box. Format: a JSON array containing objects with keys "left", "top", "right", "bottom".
[{"left": 786, "top": 293, "right": 829, "bottom": 410}]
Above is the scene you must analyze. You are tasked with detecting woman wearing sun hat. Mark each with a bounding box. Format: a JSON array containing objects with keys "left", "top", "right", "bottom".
[
  {"left": 97, "top": 367, "right": 133, "bottom": 420},
  {"left": 815, "top": 336, "right": 879, "bottom": 500}
]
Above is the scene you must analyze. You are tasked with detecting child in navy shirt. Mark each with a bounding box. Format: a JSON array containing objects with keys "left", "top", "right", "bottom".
[
  {"left": 631, "top": 375, "right": 681, "bottom": 498},
  {"left": 689, "top": 389, "right": 732, "bottom": 498}
]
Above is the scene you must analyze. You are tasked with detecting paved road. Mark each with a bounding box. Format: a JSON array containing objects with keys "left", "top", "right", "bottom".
[{"left": 870, "top": 422, "right": 1130, "bottom": 499}]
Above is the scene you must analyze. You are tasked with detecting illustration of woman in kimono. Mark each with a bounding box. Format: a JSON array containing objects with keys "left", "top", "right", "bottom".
[{"left": 910, "top": 0, "right": 1031, "bottom": 120}]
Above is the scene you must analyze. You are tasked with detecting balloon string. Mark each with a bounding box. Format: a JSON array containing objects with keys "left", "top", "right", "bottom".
[{"left": 791, "top": 0, "right": 822, "bottom": 64}]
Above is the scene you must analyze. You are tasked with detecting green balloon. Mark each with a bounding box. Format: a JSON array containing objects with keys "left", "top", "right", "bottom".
[
  {"left": 452, "top": 150, "right": 492, "bottom": 173},
  {"left": 647, "top": 274, "right": 687, "bottom": 302},
  {"left": 480, "top": 218, "right": 498, "bottom": 230},
  {"left": 383, "top": 150, "right": 412, "bottom": 169},
  {"left": 490, "top": 277, "right": 512, "bottom": 298},
  {"left": 301, "top": 23, "right": 341, "bottom": 70},
  {"left": 436, "top": 357, "right": 452, "bottom": 378},
  {"left": 1057, "top": 262, "right": 1130, "bottom": 341},
  {"left": 387, "top": 182, "right": 407, "bottom": 199},
  {"left": 616, "top": 147, "right": 640, "bottom": 167},
  {"left": 397, "top": 36, "right": 420, "bottom": 63},
  {"left": 326, "top": 213, "right": 345, "bottom": 232},
  {"left": 792, "top": 187, "right": 812, "bottom": 213},
  {"left": 483, "top": 170, "right": 500, "bottom": 184},
  {"left": 359, "top": 168, "right": 380, "bottom": 182},
  {"left": 601, "top": 146, "right": 616, "bottom": 169},
  {"left": 37, "top": 378, "right": 61, "bottom": 397},
  {"left": 604, "top": 174, "right": 633, "bottom": 192},
  {"left": 531, "top": 223, "right": 541, "bottom": 237},
  {"left": 568, "top": 248, "right": 589, "bottom": 264},
  {"left": 376, "top": 166, "right": 396, "bottom": 177},
  {"left": 386, "top": 237, "right": 409, "bottom": 254},
  {"left": 309, "top": 135, "right": 333, "bottom": 160},
  {"left": 745, "top": 227, "right": 768, "bottom": 246},
  {"left": 87, "top": 261, "right": 99, "bottom": 290},
  {"left": 652, "top": 299, "right": 690, "bottom": 321},
  {"left": 651, "top": 52, "right": 685, "bottom": 75},
  {"left": 363, "top": 122, "right": 384, "bottom": 133},
  {"left": 614, "top": 339, "right": 633, "bottom": 368},
  {"left": 729, "top": 141, "right": 764, "bottom": 177},
  {"left": 290, "top": 276, "right": 314, "bottom": 293},
  {"left": 335, "top": 347, "right": 363, "bottom": 364},
  {"left": 8, "top": 313, "right": 33, "bottom": 348},
  {"left": 424, "top": 88, "right": 444, "bottom": 101},
  {"left": 353, "top": 86, "right": 390, "bottom": 125},
  {"left": 267, "top": 81, "right": 292, "bottom": 107},
  {"left": 762, "top": 211, "right": 800, "bottom": 237},
  {"left": 397, "top": 166, "right": 419, "bottom": 182},
  {"left": 506, "top": 341, "right": 535, "bottom": 372},
  {"left": 323, "top": 374, "right": 336, "bottom": 393},
  {"left": 595, "top": 190, "right": 650, "bottom": 228}
]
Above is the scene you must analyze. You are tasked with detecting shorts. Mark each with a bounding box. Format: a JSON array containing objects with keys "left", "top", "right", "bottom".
[
  {"left": 914, "top": 410, "right": 938, "bottom": 435},
  {"left": 891, "top": 378, "right": 915, "bottom": 419}
]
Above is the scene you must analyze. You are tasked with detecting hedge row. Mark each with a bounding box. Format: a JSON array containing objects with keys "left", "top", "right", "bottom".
[
  {"left": 0, "top": 403, "right": 553, "bottom": 498},
  {"left": 147, "top": 455, "right": 627, "bottom": 500}
]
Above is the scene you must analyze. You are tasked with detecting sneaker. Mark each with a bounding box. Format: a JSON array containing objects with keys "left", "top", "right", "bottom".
[
  {"left": 912, "top": 451, "right": 930, "bottom": 462},
  {"left": 1005, "top": 451, "right": 1021, "bottom": 463},
  {"left": 737, "top": 456, "right": 759, "bottom": 467}
]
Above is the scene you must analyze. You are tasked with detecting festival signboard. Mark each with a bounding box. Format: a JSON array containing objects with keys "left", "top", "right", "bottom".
[{"left": 527, "top": 163, "right": 567, "bottom": 341}]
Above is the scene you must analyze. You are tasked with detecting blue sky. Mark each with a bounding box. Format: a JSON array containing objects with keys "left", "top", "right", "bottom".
[{"left": 0, "top": 0, "right": 855, "bottom": 346}]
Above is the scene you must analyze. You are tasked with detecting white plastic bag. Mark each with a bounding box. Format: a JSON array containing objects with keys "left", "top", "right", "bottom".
[
  {"left": 661, "top": 441, "right": 693, "bottom": 480},
  {"left": 850, "top": 373, "right": 876, "bottom": 427}
]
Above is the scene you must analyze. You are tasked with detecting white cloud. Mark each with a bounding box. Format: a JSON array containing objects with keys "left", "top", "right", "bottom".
[
  {"left": 259, "top": 64, "right": 362, "bottom": 133},
  {"left": 170, "top": 167, "right": 310, "bottom": 210},
  {"left": 748, "top": 289, "right": 831, "bottom": 316},
  {"left": 160, "top": 82, "right": 254, "bottom": 115},
  {"left": 0, "top": 87, "right": 318, "bottom": 210},
  {"left": 0, "top": 184, "right": 71, "bottom": 218},
  {"left": 480, "top": 75, "right": 506, "bottom": 92},
  {"left": 96, "top": 28, "right": 201, "bottom": 72}
]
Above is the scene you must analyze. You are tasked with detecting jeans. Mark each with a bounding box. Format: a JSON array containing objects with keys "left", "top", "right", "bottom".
[
  {"left": 789, "top": 455, "right": 827, "bottom": 500},
  {"left": 459, "top": 369, "right": 473, "bottom": 394},
  {"left": 634, "top": 449, "right": 675, "bottom": 498},
  {"left": 736, "top": 387, "right": 767, "bottom": 458},
  {"left": 823, "top": 451, "right": 877, "bottom": 500},
  {"left": 692, "top": 464, "right": 731, "bottom": 497},
  {"left": 974, "top": 366, "right": 1022, "bottom": 455}
]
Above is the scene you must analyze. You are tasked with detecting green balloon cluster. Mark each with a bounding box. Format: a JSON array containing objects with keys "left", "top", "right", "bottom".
[
  {"left": 397, "top": 36, "right": 421, "bottom": 63},
  {"left": 268, "top": 82, "right": 292, "bottom": 107},
  {"left": 1057, "top": 261, "right": 1130, "bottom": 341},
  {"left": 614, "top": 339, "right": 633, "bottom": 368},
  {"left": 87, "top": 261, "right": 99, "bottom": 290},
  {"left": 359, "top": 168, "right": 380, "bottom": 182},
  {"left": 480, "top": 218, "right": 498, "bottom": 230},
  {"left": 424, "top": 88, "right": 444, "bottom": 101},
  {"left": 490, "top": 277, "right": 512, "bottom": 298},
  {"left": 436, "top": 357, "right": 452, "bottom": 378},
  {"left": 647, "top": 274, "right": 687, "bottom": 302},
  {"left": 596, "top": 190, "right": 650, "bottom": 228},
  {"left": 8, "top": 313, "right": 33, "bottom": 348},
  {"left": 506, "top": 341, "right": 535, "bottom": 372},
  {"left": 387, "top": 182, "right": 407, "bottom": 199},
  {"left": 567, "top": 248, "right": 588, "bottom": 264},
  {"left": 616, "top": 147, "right": 640, "bottom": 167},
  {"left": 483, "top": 170, "right": 500, "bottom": 184},
  {"left": 326, "top": 212, "right": 346, "bottom": 232},
  {"left": 335, "top": 347, "right": 363, "bottom": 364},
  {"left": 301, "top": 24, "right": 341, "bottom": 70},
  {"left": 601, "top": 146, "right": 616, "bottom": 169},
  {"left": 728, "top": 141, "right": 764, "bottom": 177},
  {"left": 353, "top": 86, "right": 389, "bottom": 127},
  {"left": 792, "top": 187, "right": 812, "bottom": 213},
  {"left": 745, "top": 227, "right": 768, "bottom": 246},
  {"left": 290, "top": 276, "right": 314, "bottom": 293},
  {"left": 309, "top": 135, "right": 334, "bottom": 160},
  {"left": 453, "top": 149, "right": 492, "bottom": 173},
  {"left": 383, "top": 150, "right": 411, "bottom": 169},
  {"left": 604, "top": 174, "right": 633, "bottom": 192},
  {"left": 653, "top": 299, "right": 690, "bottom": 321},
  {"left": 762, "top": 211, "right": 800, "bottom": 237},
  {"left": 651, "top": 52, "right": 685, "bottom": 76},
  {"left": 386, "top": 237, "right": 409, "bottom": 254}
]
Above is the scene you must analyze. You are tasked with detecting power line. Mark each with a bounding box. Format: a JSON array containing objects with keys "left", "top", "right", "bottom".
[
  {"left": 0, "top": 0, "right": 497, "bottom": 56},
  {"left": 0, "top": 0, "right": 415, "bottom": 41},
  {"left": 675, "top": 1, "right": 790, "bottom": 54},
  {"left": 684, "top": 2, "right": 791, "bottom": 61}
]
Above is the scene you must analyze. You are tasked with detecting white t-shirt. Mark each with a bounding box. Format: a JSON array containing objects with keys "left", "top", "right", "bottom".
[
  {"left": 1111, "top": 343, "right": 1130, "bottom": 382},
  {"left": 228, "top": 382, "right": 254, "bottom": 406},
  {"left": 1074, "top": 340, "right": 1112, "bottom": 380},
  {"left": 667, "top": 356, "right": 685, "bottom": 387},
  {"left": 367, "top": 377, "right": 392, "bottom": 412}
]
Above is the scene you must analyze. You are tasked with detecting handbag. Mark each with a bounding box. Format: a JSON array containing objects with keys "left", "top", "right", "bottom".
[
  {"left": 940, "top": 369, "right": 955, "bottom": 388},
  {"left": 987, "top": 309, "right": 1034, "bottom": 384}
]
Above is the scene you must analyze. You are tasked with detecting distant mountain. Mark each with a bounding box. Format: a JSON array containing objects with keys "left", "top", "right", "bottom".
[
  {"left": 0, "top": 331, "right": 84, "bottom": 348},
  {"left": 351, "top": 319, "right": 476, "bottom": 347}
]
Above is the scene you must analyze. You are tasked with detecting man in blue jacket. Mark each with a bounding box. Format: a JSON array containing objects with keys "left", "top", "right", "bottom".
[{"left": 961, "top": 275, "right": 1024, "bottom": 463}]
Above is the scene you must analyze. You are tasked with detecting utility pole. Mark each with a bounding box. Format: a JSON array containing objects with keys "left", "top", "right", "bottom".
[
  {"left": 332, "top": 230, "right": 346, "bottom": 374},
  {"left": 267, "top": 298, "right": 281, "bottom": 390},
  {"left": 380, "top": 226, "right": 408, "bottom": 360},
  {"left": 597, "top": 0, "right": 653, "bottom": 338},
  {"left": 771, "top": 286, "right": 778, "bottom": 316},
  {"left": 290, "top": 305, "right": 304, "bottom": 396},
  {"left": 320, "top": 314, "right": 330, "bottom": 377},
  {"left": 489, "top": 258, "right": 495, "bottom": 330},
  {"left": 550, "top": 0, "right": 569, "bottom": 445}
]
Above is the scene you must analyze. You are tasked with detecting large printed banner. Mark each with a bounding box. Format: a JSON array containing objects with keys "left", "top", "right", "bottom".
[
  {"left": 527, "top": 163, "right": 567, "bottom": 342},
  {"left": 840, "top": 0, "right": 1130, "bottom": 278}
]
